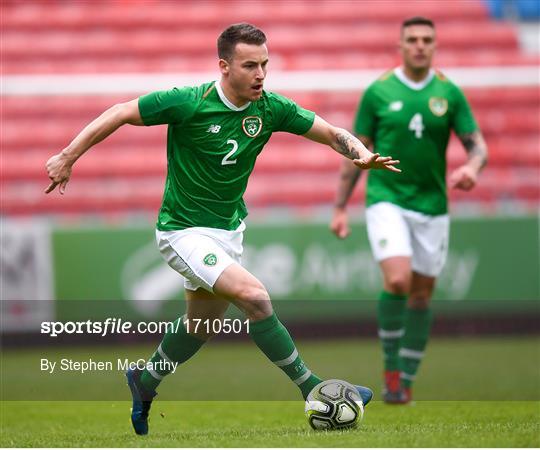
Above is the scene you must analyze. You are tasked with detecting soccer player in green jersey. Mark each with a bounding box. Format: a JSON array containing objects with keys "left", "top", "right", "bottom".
[
  {"left": 45, "top": 23, "right": 400, "bottom": 434},
  {"left": 330, "top": 17, "right": 488, "bottom": 404}
]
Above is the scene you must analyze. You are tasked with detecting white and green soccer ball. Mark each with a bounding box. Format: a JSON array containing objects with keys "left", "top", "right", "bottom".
[{"left": 304, "top": 379, "right": 364, "bottom": 430}]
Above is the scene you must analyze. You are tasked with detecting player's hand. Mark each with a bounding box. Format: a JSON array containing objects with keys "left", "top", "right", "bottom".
[
  {"left": 449, "top": 164, "right": 478, "bottom": 191},
  {"left": 330, "top": 208, "right": 350, "bottom": 239},
  {"left": 45, "top": 152, "right": 73, "bottom": 194},
  {"left": 353, "top": 153, "right": 401, "bottom": 172}
]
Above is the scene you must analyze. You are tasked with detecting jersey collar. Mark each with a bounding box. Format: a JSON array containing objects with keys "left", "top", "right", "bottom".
[
  {"left": 394, "top": 67, "right": 435, "bottom": 91},
  {"left": 215, "top": 81, "right": 251, "bottom": 112}
]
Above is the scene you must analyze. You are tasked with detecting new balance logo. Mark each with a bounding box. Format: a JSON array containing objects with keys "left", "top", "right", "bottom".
[{"left": 207, "top": 124, "right": 221, "bottom": 133}]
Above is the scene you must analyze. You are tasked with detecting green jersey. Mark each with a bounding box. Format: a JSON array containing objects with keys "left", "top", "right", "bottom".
[
  {"left": 354, "top": 68, "right": 478, "bottom": 215},
  {"left": 139, "top": 81, "right": 315, "bottom": 231}
]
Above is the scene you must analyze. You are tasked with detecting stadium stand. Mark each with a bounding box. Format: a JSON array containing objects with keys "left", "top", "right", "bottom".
[
  {"left": 2, "top": 0, "right": 539, "bottom": 216},
  {"left": 486, "top": 0, "right": 540, "bottom": 20}
]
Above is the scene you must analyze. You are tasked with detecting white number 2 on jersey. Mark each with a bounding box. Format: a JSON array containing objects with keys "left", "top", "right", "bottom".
[
  {"left": 408, "top": 113, "right": 424, "bottom": 139},
  {"left": 222, "top": 139, "right": 239, "bottom": 165}
]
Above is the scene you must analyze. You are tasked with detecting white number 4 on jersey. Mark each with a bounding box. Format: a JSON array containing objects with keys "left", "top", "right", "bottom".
[{"left": 408, "top": 113, "right": 424, "bottom": 139}]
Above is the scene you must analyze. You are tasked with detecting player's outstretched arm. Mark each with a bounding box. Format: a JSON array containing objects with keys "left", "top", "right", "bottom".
[
  {"left": 330, "top": 134, "right": 372, "bottom": 239},
  {"left": 303, "top": 116, "right": 400, "bottom": 172},
  {"left": 45, "top": 99, "right": 143, "bottom": 194},
  {"left": 449, "top": 130, "right": 489, "bottom": 191}
]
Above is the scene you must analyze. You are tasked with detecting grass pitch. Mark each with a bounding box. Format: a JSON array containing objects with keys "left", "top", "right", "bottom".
[
  {"left": 1, "top": 336, "right": 539, "bottom": 447},
  {"left": 1, "top": 401, "right": 538, "bottom": 447}
]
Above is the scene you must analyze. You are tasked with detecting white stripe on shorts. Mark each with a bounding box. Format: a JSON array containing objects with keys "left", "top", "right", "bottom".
[
  {"left": 399, "top": 348, "right": 425, "bottom": 360},
  {"left": 273, "top": 349, "right": 299, "bottom": 367}
]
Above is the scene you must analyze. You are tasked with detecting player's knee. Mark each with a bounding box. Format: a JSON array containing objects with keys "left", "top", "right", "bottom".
[
  {"left": 235, "top": 284, "right": 272, "bottom": 321},
  {"left": 385, "top": 275, "right": 410, "bottom": 295},
  {"left": 236, "top": 283, "right": 270, "bottom": 303},
  {"left": 243, "top": 300, "right": 273, "bottom": 321},
  {"left": 408, "top": 294, "right": 431, "bottom": 309}
]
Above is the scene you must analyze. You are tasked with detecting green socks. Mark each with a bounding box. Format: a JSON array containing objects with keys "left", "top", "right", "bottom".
[
  {"left": 139, "top": 312, "right": 322, "bottom": 400},
  {"left": 249, "top": 312, "right": 322, "bottom": 399},
  {"left": 377, "top": 291, "right": 407, "bottom": 371},
  {"left": 140, "top": 316, "right": 206, "bottom": 392},
  {"left": 399, "top": 308, "right": 433, "bottom": 388},
  {"left": 377, "top": 290, "right": 433, "bottom": 388}
]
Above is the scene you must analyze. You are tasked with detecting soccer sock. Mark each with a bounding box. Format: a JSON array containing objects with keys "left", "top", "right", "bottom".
[
  {"left": 377, "top": 291, "right": 407, "bottom": 372},
  {"left": 249, "top": 312, "right": 322, "bottom": 399},
  {"left": 399, "top": 308, "right": 433, "bottom": 389},
  {"left": 139, "top": 316, "right": 206, "bottom": 392}
]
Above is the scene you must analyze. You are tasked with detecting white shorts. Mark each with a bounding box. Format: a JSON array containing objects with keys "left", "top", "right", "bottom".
[
  {"left": 365, "top": 202, "right": 449, "bottom": 277},
  {"left": 156, "top": 221, "right": 245, "bottom": 292}
]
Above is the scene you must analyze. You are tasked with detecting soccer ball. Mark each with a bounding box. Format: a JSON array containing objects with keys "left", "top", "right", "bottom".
[{"left": 304, "top": 379, "right": 364, "bottom": 430}]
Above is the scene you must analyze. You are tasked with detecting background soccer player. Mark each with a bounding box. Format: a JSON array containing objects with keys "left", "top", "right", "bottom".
[
  {"left": 45, "top": 23, "right": 400, "bottom": 434},
  {"left": 330, "top": 16, "right": 488, "bottom": 403}
]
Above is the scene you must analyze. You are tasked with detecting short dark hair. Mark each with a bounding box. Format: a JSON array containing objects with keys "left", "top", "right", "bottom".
[
  {"left": 402, "top": 16, "right": 435, "bottom": 30},
  {"left": 217, "top": 23, "right": 267, "bottom": 61}
]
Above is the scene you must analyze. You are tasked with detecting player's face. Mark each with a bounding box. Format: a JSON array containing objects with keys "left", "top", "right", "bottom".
[
  {"left": 220, "top": 43, "right": 268, "bottom": 104},
  {"left": 400, "top": 25, "right": 436, "bottom": 72}
]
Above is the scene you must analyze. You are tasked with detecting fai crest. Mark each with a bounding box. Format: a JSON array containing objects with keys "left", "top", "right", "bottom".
[
  {"left": 242, "top": 116, "right": 262, "bottom": 137},
  {"left": 429, "top": 97, "right": 448, "bottom": 117},
  {"left": 203, "top": 253, "right": 217, "bottom": 266}
]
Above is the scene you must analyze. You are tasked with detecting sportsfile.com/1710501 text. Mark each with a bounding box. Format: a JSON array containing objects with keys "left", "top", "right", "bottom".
[{"left": 40, "top": 318, "right": 249, "bottom": 338}]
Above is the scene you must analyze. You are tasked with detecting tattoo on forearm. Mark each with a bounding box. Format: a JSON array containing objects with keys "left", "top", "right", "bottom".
[
  {"left": 335, "top": 131, "right": 361, "bottom": 160},
  {"left": 335, "top": 162, "right": 361, "bottom": 208},
  {"left": 459, "top": 131, "right": 488, "bottom": 168}
]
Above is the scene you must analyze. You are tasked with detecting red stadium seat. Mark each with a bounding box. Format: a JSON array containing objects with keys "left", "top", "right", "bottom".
[
  {"left": 2, "top": 0, "right": 535, "bottom": 74},
  {"left": 1, "top": 0, "right": 538, "bottom": 215}
]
